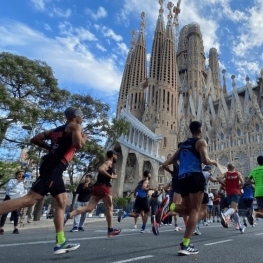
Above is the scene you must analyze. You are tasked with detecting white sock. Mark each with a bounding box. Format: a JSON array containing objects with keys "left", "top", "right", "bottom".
[
  {"left": 224, "top": 208, "right": 235, "bottom": 217},
  {"left": 233, "top": 213, "right": 242, "bottom": 229}
]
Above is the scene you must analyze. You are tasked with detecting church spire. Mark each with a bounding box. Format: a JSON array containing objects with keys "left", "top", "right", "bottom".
[
  {"left": 116, "top": 30, "right": 136, "bottom": 117},
  {"left": 127, "top": 12, "right": 147, "bottom": 121}
]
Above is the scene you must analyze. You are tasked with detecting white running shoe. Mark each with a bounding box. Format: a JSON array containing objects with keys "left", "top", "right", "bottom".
[
  {"left": 174, "top": 226, "right": 182, "bottom": 231},
  {"left": 134, "top": 225, "right": 137, "bottom": 229}
]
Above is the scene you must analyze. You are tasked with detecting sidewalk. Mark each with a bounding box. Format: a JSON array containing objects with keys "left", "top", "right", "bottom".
[{"left": 3, "top": 216, "right": 106, "bottom": 231}]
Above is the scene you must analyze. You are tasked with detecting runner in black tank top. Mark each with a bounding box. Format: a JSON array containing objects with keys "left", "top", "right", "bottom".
[{"left": 64, "top": 150, "right": 122, "bottom": 238}]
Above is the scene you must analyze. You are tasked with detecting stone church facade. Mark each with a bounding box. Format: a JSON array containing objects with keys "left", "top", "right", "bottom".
[{"left": 110, "top": 0, "right": 263, "bottom": 197}]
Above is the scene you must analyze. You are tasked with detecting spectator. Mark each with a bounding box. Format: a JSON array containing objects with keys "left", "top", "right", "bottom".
[
  {"left": 207, "top": 188, "right": 214, "bottom": 223},
  {"left": 0, "top": 170, "right": 26, "bottom": 235},
  {"left": 70, "top": 173, "right": 93, "bottom": 232},
  {"left": 212, "top": 190, "right": 221, "bottom": 223}
]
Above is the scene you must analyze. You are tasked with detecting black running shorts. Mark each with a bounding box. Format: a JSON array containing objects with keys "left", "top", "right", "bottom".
[
  {"left": 178, "top": 172, "right": 205, "bottom": 197},
  {"left": 133, "top": 197, "right": 150, "bottom": 213},
  {"left": 31, "top": 162, "right": 67, "bottom": 197},
  {"left": 202, "top": 193, "right": 209, "bottom": 204}
]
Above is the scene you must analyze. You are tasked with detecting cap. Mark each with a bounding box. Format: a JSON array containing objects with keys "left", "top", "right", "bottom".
[
  {"left": 203, "top": 165, "right": 211, "bottom": 171},
  {"left": 106, "top": 150, "right": 118, "bottom": 158},
  {"left": 85, "top": 173, "right": 93, "bottom": 179},
  {"left": 64, "top": 107, "right": 83, "bottom": 118}
]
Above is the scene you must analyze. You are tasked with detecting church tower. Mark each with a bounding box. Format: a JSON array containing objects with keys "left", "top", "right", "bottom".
[
  {"left": 143, "top": 0, "right": 165, "bottom": 130},
  {"left": 177, "top": 23, "right": 206, "bottom": 109},
  {"left": 116, "top": 31, "right": 136, "bottom": 117},
  {"left": 209, "top": 47, "right": 221, "bottom": 100},
  {"left": 146, "top": 1, "right": 179, "bottom": 158},
  {"left": 127, "top": 12, "right": 147, "bottom": 121}
]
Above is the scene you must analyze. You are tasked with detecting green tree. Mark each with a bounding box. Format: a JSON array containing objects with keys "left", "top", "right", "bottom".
[
  {"left": 0, "top": 161, "right": 20, "bottom": 187},
  {"left": 0, "top": 52, "right": 70, "bottom": 144}
]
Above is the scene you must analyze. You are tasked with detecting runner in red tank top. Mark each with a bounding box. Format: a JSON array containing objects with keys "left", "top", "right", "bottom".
[{"left": 218, "top": 163, "right": 245, "bottom": 233}]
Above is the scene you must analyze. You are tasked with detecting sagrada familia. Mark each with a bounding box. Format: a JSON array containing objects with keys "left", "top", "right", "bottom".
[{"left": 109, "top": 0, "right": 263, "bottom": 197}]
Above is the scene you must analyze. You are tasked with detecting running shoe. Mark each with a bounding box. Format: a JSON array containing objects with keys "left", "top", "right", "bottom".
[
  {"left": 174, "top": 226, "right": 182, "bottom": 231},
  {"left": 203, "top": 222, "right": 209, "bottom": 226},
  {"left": 235, "top": 224, "right": 239, "bottom": 230},
  {"left": 118, "top": 211, "right": 126, "bottom": 222},
  {"left": 178, "top": 243, "right": 199, "bottom": 256},
  {"left": 0, "top": 229, "right": 4, "bottom": 235},
  {"left": 70, "top": 227, "right": 78, "bottom": 232},
  {"left": 78, "top": 227, "right": 85, "bottom": 231},
  {"left": 152, "top": 215, "right": 159, "bottom": 236},
  {"left": 13, "top": 229, "right": 19, "bottom": 234},
  {"left": 243, "top": 217, "right": 248, "bottom": 227},
  {"left": 246, "top": 208, "right": 255, "bottom": 226},
  {"left": 193, "top": 229, "right": 201, "bottom": 235},
  {"left": 240, "top": 226, "right": 246, "bottom": 234},
  {"left": 64, "top": 212, "right": 70, "bottom": 225},
  {"left": 220, "top": 212, "right": 229, "bottom": 228},
  {"left": 107, "top": 228, "right": 121, "bottom": 237},
  {"left": 140, "top": 228, "right": 145, "bottom": 233},
  {"left": 133, "top": 225, "right": 137, "bottom": 229},
  {"left": 54, "top": 240, "right": 80, "bottom": 255}
]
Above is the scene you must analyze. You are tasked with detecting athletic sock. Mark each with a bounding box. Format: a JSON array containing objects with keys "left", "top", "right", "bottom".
[
  {"left": 182, "top": 238, "right": 190, "bottom": 247},
  {"left": 56, "top": 231, "right": 66, "bottom": 245},
  {"left": 142, "top": 223, "right": 146, "bottom": 230},
  {"left": 108, "top": 228, "right": 113, "bottom": 232},
  {"left": 224, "top": 208, "right": 235, "bottom": 217},
  {"left": 233, "top": 213, "right": 242, "bottom": 229},
  {"left": 170, "top": 203, "right": 176, "bottom": 211}
]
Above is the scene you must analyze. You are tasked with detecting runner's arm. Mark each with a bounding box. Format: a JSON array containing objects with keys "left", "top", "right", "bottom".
[
  {"left": 162, "top": 150, "right": 179, "bottom": 174},
  {"left": 71, "top": 123, "right": 87, "bottom": 150},
  {"left": 195, "top": 139, "right": 217, "bottom": 166},
  {"left": 98, "top": 161, "right": 114, "bottom": 179},
  {"left": 30, "top": 130, "right": 53, "bottom": 151},
  {"left": 238, "top": 172, "right": 244, "bottom": 188}
]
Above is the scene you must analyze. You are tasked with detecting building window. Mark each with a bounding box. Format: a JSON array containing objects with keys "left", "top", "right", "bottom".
[
  {"left": 158, "top": 176, "right": 164, "bottom": 185},
  {"left": 163, "top": 137, "right": 167, "bottom": 148}
]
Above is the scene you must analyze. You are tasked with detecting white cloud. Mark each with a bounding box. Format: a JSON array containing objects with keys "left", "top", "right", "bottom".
[
  {"left": 0, "top": 20, "right": 122, "bottom": 93},
  {"left": 52, "top": 7, "right": 72, "bottom": 18},
  {"left": 44, "top": 23, "right": 52, "bottom": 31},
  {"left": 116, "top": 42, "right": 129, "bottom": 56},
  {"left": 96, "top": 43, "right": 107, "bottom": 52},
  {"left": 85, "top": 6, "right": 107, "bottom": 20},
  {"left": 31, "top": 0, "right": 49, "bottom": 11},
  {"left": 95, "top": 25, "right": 123, "bottom": 42}
]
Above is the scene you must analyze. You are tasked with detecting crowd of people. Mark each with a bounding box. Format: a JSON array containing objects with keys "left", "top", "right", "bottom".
[{"left": 0, "top": 108, "right": 262, "bottom": 258}]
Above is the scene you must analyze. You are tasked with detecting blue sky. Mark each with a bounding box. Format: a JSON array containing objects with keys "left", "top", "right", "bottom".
[{"left": 0, "top": 0, "right": 263, "bottom": 117}]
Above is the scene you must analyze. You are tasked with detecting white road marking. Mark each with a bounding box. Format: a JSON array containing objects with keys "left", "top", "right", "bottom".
[
  {"left": 204, "top": 239, "right": 233, "bottom": 246},
  {"left": 111, "top": 255, "right": 154, "bottom": 263},
  {"left": 0, "top": 232, "right": 141, "bottom": 248},
  {"left": 255, "top": 233, "right": 263, "bottom": 235}
]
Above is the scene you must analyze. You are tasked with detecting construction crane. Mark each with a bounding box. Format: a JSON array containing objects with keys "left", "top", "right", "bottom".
[{"left": 173, "top": 0, "right": 182, "bottom": 52}]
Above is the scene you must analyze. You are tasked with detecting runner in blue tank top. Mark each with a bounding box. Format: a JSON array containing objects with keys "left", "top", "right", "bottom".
[
  {"left": 242, "top": 181, "right": 255, "bottom": 227},
  {"left": 165, "top": 121, "right": 217, "bottom": 256}
]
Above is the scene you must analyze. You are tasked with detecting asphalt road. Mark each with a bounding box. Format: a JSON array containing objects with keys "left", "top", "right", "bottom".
[{"left": 0, "top": 217, "right": 262, "bottom": 263}]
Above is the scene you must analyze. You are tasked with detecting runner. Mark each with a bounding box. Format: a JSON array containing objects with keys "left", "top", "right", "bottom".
[
  {"left": 246, "top": 156, "right": 263, "bottom": 223},
  {"left": 242, "top": 180, "right": 254, "bottom": 227},
  {"left": 64, "top": 150, "right": 121, "bottom": 237},
  {"left": 153, "top": 121, "right": 217, "bottom": 255},
  {"left": 193, "top": 166, "right": 218, "bottom": 235},
  {"left": 218, "top": 163, "right": 245, "bottom": 233},
  {"left": 118, "top": 170, "right": 153, "bottom": 233},
  {"left": 160, "top": 161, "right": 184, "bottom": 232},
  {"left": 0, "top": 106, "right": 86, "bottom": 254}
]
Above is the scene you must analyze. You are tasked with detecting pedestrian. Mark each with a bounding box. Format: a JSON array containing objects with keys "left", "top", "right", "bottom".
[
  {"left": 0, "top": 106, "right": 87, "bottom": 254},
  {"left": 207, "top": 188, "right": 214, "bottom": 223},
  {"left": 70, "top": 173, "right": 93, "bottom": 232},
  {"left": 212, "top": 189, "right": 221, "bottom": 223},
  {"left": 64, "top": 150, "right": 121, "bottom": 237},
  {"left": 0, "top": 170, "right": 26, "bottom": 235},
  {"left": 118, "top": 170, "right": 153, "bottom": 233},
  {"left": 218, "top": 163, "right": 245, "bottom": 233},
  {"left": 153, "top": 121, "right": 217, "bottom": 255}
]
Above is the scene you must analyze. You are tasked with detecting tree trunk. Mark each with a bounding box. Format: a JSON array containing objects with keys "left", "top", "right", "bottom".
[
  {"left": 33, "top": 198, "right": 45, "bottom": 221},
  {"left": 70, "top": 192, "right": 77, "bottom": 212}
]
